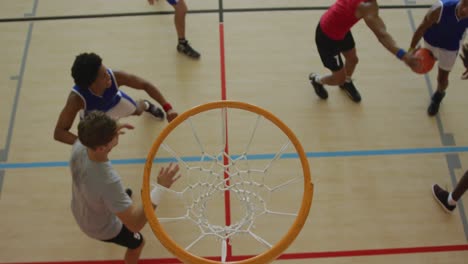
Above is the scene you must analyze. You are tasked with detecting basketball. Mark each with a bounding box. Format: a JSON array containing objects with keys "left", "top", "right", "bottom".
[{"left": 412, "top": 48, "right": 436, "bottom": 74}]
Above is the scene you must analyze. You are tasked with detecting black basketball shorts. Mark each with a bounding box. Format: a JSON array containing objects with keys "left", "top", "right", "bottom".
[
  {"left": 315, "top": 22, "right": 356, "bottom": 72},
  {"left": 103, "top": 224, "right": 144, "bottom": 249}
]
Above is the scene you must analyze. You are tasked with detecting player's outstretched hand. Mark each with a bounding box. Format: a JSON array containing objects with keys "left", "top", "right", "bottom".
[
  {"left": 157, "top": 163, "right": 181, "bottom": 189},
  {"left": 167, "top": 111, "right": 178, "bottom": 122},
  {"left": 403, "top": 52, "right": 420, "bottom": 69}
]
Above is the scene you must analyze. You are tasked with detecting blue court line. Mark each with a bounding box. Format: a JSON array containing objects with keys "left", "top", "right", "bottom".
[
  {"left": 2, "top": 146, "right": 468, "bottom": 169},
  {"left": 0, "top": 0, "right": 38, "bottom": 194}
]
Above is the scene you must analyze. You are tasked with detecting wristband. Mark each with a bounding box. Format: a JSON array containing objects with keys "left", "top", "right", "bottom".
[
  {"left": 162, "top": 103, "right": 173, "bottom": 113},
  {"left": 396, "top": 49, "right": 406, "bottom": 60}
]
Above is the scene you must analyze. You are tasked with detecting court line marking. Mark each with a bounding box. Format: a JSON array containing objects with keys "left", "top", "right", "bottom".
[
  {"left": 5, "top": 244, "right": 468, "bottom": 264},
  {"left": 0, "top": 0, "right": 37, "bottom": 195},
  {"left": 0, "top": 5, "right": 432, "bottom": 23},
  {"left": 3, "top": 146, "right": 468, "bottom": 170},
  {"left": 217, "top": 0, "right": 234, "bottom": 260},
  {"left": 0, "top": 3, "right": 464, "bottom": 263}
]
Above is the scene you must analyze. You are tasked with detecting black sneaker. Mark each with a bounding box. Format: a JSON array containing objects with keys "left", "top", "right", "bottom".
[
  {"left": 145, "top": 100, "right": 165, "bottom": 120},
  {"left": 309, "top": 73, "right": 328, "bottom": 99},
  {"left": 125, "top": 188, "right": 133, "bottom": 198},
  {"left": 339, "top": 81, "right": 361, "bottom": 103},
  {"left": 427, "top": 91, "right": 445, "bottom": 116},
  {"left": 177, "top": 41, "right": 200, "bottom": 59},
  {"left": 432, "top": 184, "right": 456, "bottom": 213}
]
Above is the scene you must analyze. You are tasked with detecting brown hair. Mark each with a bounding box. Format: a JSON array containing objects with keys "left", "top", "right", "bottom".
[{"left": 78, "top": 111, "right": 117, "bottom": 150}]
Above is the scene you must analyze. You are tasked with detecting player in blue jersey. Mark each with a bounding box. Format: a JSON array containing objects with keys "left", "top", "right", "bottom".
[
  {"left": 409, "top": 0, "right": 468, "bottom": 116},
  {"left": 54, "top": 52, "right": 179, "bottom": 145},
  {"left": 147, "top": 0, "right": 200, "bottom": 59}
]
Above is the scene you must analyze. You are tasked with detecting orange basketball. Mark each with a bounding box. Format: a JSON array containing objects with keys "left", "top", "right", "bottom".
[{"left": 412, "top": 48, "right": 436, "bottom": 74}]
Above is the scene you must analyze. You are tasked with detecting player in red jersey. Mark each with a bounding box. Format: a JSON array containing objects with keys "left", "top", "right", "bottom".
[{"left": 310, "top": 0, "right": 418, "bottom": 102}]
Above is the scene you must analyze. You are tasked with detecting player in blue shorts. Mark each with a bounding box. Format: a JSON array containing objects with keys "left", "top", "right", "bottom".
[
  {"left": 409, "top": 0, "right": 468, "bottom": 116},
  {"left": 147, "top": 0, "right": 200, "bottom": 59},
  {"left": 54, "top": 52, "right": 178, "bottom": 145}
]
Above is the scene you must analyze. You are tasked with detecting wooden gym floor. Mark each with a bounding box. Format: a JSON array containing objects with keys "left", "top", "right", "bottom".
[{"left": 1, "top": 0, "right": 468, "bottom": 263}]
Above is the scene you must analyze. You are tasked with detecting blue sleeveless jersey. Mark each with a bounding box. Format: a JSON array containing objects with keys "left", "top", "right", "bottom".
[
  {"left": 424, "top": 0, "right": 468, "bottom": 51},
  {"left": 72, "top": 68, "right": 122, "bottom": 113}
]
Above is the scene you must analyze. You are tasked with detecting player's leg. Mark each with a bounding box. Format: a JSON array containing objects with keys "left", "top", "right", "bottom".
[
  {"left": 338, "top": 32, "right": 361, "bottom": 102},
  {"left": 342, "top": 48, "right": 358, "bottom": 78},
  {"left": 427, "top": 68, "right": 449, "bottom": 116},
  {"left": 426, "top": 44, "right": 457, "bottom": 116},
  {"left": 106, "top": 92, "right": 164, "bottom": 120},
  {"left": 432, "top": 170, "right": 468, "bottom": 213},
  {"left": 453, "top": 170, "right": 468, "bottom": 201},
  {"left": 310, "top": 23, "right": 345, "bottom": 99},
  {"left": 461, "top": 42, "right": 468, "bottom": 79},
  {"left": 316, "top": 65, "right": 347, "bottom": 86},
  {"left": 169, "top": 0, "right": 186, "bottom": 40},
  {"left": 106, "top": 93, "right": 137, "bottom": 119},
  {"left": 340, "top": 31, "right": 358, "bottom": 79},
  {"left": 102, "top": 225, "right": 145, "bottom": 264},
  {"left": 168, "top": 0, "right": 200, "bottom": 59},
  {"left": 125, "top": 238, "right": 145, "bottom": 264}
]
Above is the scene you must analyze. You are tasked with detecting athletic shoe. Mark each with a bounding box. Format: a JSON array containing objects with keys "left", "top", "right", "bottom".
[
  {"left": 125, "top": 188, "right": 133, "bottom": 198},
  {"left": 309, "top": 73, "right": 328, "bottom": 99},
  {"left": 431, "top": 184, "right": 456, "bottom": 213},
  {"left": 145, "top": 100, "right": 165, "bottom": 120},
  {"left": 427, "top": 91, "right": 445, "bottom": 116},
  {"left": 177, "top": 41, "right": 200, "bottom": 59},
  {"left": 339, "top": 81, "right": 361, "bottom": 103}
]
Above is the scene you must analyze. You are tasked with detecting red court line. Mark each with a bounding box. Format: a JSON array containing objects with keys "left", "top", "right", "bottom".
[
  {"left": 219, "top": 22, "right": 227, "bottom": 101},
  {"left": 276, "top": 244, "right": 468, "bottom": 260},
  {"left": 7, "top": 244, "right": 468, "bottom": 264},
  {"left": 219, "top": 21, "right": 233, "bottom": 260}
]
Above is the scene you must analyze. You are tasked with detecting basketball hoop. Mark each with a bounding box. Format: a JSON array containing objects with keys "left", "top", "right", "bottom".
[{"left": 142, "top": 100, "right": 313, "bottom": 263}]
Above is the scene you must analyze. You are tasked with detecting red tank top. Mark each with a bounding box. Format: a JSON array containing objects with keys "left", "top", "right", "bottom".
[{"left": 320, "top": 0, "right": 367, "bottom": 40}]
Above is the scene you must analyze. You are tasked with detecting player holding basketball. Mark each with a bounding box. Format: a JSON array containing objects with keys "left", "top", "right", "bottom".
[
  {"left": 409, "top": 0, "right": 468, "bottom": 116},
  {"left": 54, "top": 52, "right": 178, "bottom": 145},
  {"left": 147, "top": 0, "right": 200, "bottom": 59},
  {"left": 310, "top": 0, "right": 419, "bottom": 102},
  {"left": 70, "top": 111, "right": 181, "bottom": 264}
]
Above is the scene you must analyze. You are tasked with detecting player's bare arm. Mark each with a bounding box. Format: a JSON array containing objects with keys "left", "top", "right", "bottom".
[
  {"left": 359, "top": 2, "right": 399, "bottom": 55},
  {"left": 114, "top": 70, "right": 169, "bottom": 110},
  {"left": 116, "top": 163, "right": 181, "bottom": 233},
  {"left": 54, "top": 92, "right": 84, "bottom": 145},
  {"left": 114, "top": 70, "right": 178, "bottom": 122},
  {"left": 359, "top": 1, "right": 418, "bottom": 67}
]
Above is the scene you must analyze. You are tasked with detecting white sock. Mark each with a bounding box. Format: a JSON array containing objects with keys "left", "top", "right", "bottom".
[
  {"left": 345, "top": 76, "right": 352, "bottom": 83},
  {"left": 315, "top": 75, "right": 323, "bottom": 84},
  {"left": 144, "top": 101, "right": 150, "bottom": 111},
  {"left": 447, "top": 192, "right": 457, "bottom": 206}
]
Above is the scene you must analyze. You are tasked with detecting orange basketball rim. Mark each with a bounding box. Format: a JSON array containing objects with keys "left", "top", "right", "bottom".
[{"left": 142, "top": 100, "right": 314, "bottom": 264}]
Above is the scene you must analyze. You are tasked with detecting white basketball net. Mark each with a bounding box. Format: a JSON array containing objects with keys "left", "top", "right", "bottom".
[{"left": 150, "top": 107, "right": 306, "bottom": 262}]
